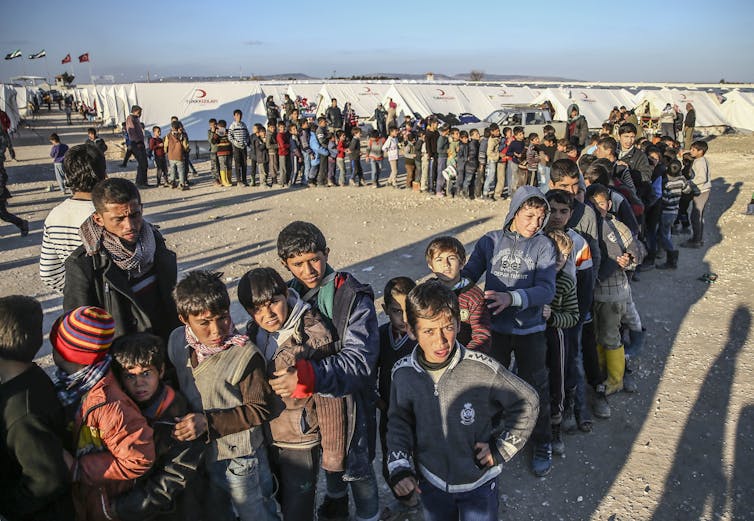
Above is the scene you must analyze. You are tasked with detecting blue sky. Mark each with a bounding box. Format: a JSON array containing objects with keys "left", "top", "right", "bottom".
[{"left": 2, "top": 0, "right": 753, "bottom": 83}]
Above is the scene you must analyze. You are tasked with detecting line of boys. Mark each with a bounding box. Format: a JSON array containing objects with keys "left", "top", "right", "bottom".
[
  {"left": 6, "top": 128, "right": 709, "bottom": 520},
  {"left": 2, "top": 187, "right": 623, "bottom": 521},
  {"left": 4, "top": 183, "right": 562, "bottom": 521}
]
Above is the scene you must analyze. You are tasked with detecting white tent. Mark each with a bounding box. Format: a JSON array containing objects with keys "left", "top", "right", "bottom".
[
  {"left": 313, "top": 82, "right": 396, "bottom": 119},
  {"left": 632, "top": 88, "right": 727, "bottom": 127},
  {"left": 531, "top": 87, "right": 635, "bottom": 127},
  {"left": 286, "top": 83, "right": 325, "bottom": 113},
  {"left": 390, "top": 84, "right": 473, "bottom": 118},
  {"left": 720, "top": 90, "right": 754, "bottom": 131},
  {"left": 1, "top": 85, "right": 20, "bottom": 131},
  {"left": 459, "top": 85, "right": 537, "bottom": 113},
  {"left": 131, "top": 81, "right": 266, "bottom": 139}
]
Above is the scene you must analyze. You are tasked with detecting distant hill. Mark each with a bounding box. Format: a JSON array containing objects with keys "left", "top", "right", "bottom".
[{"left": 156, "top": 72, "right": 576, "bottom": 83}]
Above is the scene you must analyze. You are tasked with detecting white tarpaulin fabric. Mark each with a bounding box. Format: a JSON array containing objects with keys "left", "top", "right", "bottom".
[
  {"left": 1, "top": 85, "right": 20, "bottom": 131},
  {"left": 131, "top": 82, "right": 266, "bottom": 140},
  {"left": 720, "top": 90, "right": 754, "bottom": 131},
  {"left": 313, "top": 82, "right": 396, "bottom": 119},
  {"left": 632, "top": 88, "right": 727, "bottom": 127},
  {"left": 459, "top": 85, "right": 536, "bottom": 113},
  {"left": 390, "top": 84, "right": 474, "bottom": 118},
  {"left": 532, "top": 87, "right": 636, "bottom": 128}
]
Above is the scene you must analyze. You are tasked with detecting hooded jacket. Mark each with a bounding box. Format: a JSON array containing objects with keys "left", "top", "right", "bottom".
[
  {"left": 566, "top": 104, "right": 589, "bottom": 147},
  {"left": 462, "top": 186, "right": 557, "bottom": 335}
]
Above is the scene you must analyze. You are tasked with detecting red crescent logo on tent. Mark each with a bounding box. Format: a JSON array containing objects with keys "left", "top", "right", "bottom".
[
  {"left": 500, "top": 90, "right": 507, "bottom": 95},
  {"left": 195, "top": 89, "right": 207, "bottom": 99},
  {"left": 680, "top": 94, "right": 687, "bottom": 100},
  {"left": 581, "top": 92, "right": 588, "bottom": 100},
  {"left": 363, "top": 86, "right": 372, "bottom": 93},
  {"left": 437, "top": 89, "right": 446, "bottom": 96}
]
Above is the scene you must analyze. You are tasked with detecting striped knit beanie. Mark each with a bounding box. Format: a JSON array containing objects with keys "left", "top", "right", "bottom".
[{"left": 50, "top": 306, "right": 115, "bottom": 365}]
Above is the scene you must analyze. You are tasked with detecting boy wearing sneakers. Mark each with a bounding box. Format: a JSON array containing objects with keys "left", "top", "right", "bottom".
[
  {"left": 168, "top": 271, "right": 280, "bottom": 521},
  {"left": 0, "top": 296, "right": 73, "bottom": 521},
  {"left": 109, "top": 333, "right": 205, "bottom": 521},
  {"left": 237, "top": 268, "right": 347, "bottom": 521},
  {"left": 387, "top": 281, "right": 538, "bottom": 521},
  {"left": 426, "top": 236, "right": 492, "bottom": 352},
  {"left": 461, "top": 186, "right": 557, "bottom": 477},
  {"left": 586, "top": 184, "right": 644, "bottom": 400},
  {"left": 376, "top": 277, "right": 419, "bottom": 518},
  {"left": 50, "top": 306, "right": 155, "bottom": 521},
  {"left": 275, "top": 221, "right": 380, "bottom": 521}
]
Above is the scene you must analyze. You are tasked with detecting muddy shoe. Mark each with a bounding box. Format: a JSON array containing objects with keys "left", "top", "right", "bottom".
[
  {"left": 623, "top": 358, "right": 638, "bottom": 393},
  {"left": 317, "top": 495, "right": 349, "bottom": 521},
  {"left": 593, "top": 384, "right": 611, "bottom": 419}
]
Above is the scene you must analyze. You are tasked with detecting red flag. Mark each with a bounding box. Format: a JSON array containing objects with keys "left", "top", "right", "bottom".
[
  {"left": 78, "top": 53, "right": 89, "bottom": 63},
  {"left": 62, "top": 53, "right": 71, "bottom": 64}
]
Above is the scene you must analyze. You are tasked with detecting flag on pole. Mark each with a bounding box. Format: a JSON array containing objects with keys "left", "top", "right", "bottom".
[
  {"left": 78, "top": 53, "right": 89, "bottom": 63},
  {"left": 62, "top": 53, "right": 71, "bottom": 64},
  {"left": 29, "top": 49, "right": 46, "bottom": 59},
  {"left": 4, "top": 49, "right": 22, "bottom": 60}
]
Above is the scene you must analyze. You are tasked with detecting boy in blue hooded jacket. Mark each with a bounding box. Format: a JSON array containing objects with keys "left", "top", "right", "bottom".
[{"left": 462, "top": 185, "right": 557, "bottom": 477}]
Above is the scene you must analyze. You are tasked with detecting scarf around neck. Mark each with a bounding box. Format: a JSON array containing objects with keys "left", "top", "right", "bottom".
[
  {"left": 292, "top": 264, "right": 336, "bottom": 320},
  {"left": 185, "top": 323, "right": 248, "bottom": 364},
  {"left": 54, "top": 355, "right": 112, "bottom": 410},
  {"left": 79, "top": 214, "right": 157, "bottom": 276}
]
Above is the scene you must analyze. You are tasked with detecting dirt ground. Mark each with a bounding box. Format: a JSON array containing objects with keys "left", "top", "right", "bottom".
[{"left": 1, "top": 111, "right": 753, "bottom": 521}]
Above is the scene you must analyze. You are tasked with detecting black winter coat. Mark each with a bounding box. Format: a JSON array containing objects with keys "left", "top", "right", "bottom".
[{"left": 62, "top": 227, "right": 180, "bottom": 343}]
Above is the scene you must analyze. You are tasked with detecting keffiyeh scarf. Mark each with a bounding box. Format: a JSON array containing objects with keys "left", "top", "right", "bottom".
[
  {"left": 79, "top": 214, "right": 156, "bottom": 276},
  {"left": 54, "top": 354, "right": 112, "bottom": 408},
  {"left": 185, "top": 323, "right": 249, "bottom": 364}
]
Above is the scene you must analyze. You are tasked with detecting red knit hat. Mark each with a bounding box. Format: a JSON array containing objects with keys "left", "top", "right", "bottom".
[{"left": 50, "top": 306, "right": 115, "bottom": 365}]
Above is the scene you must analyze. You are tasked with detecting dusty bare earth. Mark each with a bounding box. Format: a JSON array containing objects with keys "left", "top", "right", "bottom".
[{"left": 1, "top": 111, "right": 753, "bottom": 521}]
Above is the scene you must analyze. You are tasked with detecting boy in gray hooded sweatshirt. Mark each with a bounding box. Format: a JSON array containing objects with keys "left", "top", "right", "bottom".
[{"left": 462, "top": 185, "right": 557, "bottom": 477}]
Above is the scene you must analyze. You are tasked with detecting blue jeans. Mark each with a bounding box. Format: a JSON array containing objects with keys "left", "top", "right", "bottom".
[
  {"left": 659, "top": 212, "right": 677, "bottom": 252},
  {"left": 325, "top": 469, "right": 379, "bottom": 521},
  {"left": 482, "top": 161, "right": 497, "bottom": 195},
  {"left": 53, "top": 162, "right": 66, "bottom": 192},
  {"left": 537, "top": 164, "right": 550, "bottom": 191},
  {"left": 435, "top": 156, "right": 448, "bottom": 193},
  {"left": 205, "top": 450, "right": 281, "bottom": 521},
  {"left": 303, "top": 152, "right": 313, "bottom": 181},
  {"left": 420, "top": 477, "right": 499, "bottom": 521},
  {"left": 168, "top": 159, "right": 187, "bottom": 186},
  {"left": 370, "top": 158, "right": 383, "bottom": 185}
]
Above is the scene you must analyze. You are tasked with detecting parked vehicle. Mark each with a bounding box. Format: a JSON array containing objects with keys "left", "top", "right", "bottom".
[{"left": 459, "top": 106, "right": 566, "bottom": 138}]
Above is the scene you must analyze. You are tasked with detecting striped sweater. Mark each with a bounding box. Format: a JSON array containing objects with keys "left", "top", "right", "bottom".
[
  {"left": 662, "top": 174, "right": 686, "bottom": 216},
  {"left": 547, "top": 271, "right": 579, "bottom": 329},
  {"left": 39, "top": 198, "right": 94, "bottom": 292},
  {"left": 227, "top": 121, "right": 250, "bottom": 149}
]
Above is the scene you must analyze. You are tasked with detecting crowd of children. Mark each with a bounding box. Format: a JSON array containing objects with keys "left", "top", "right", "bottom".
[{"left": 3, "top": 99, "right": 714, "bottom": 520}]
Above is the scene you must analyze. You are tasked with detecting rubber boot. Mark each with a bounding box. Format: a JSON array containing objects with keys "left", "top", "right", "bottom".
[
  {"left": 639, "top": 249, "right": 656, "bottom": 271},
  {"left": 561, "top": 388, "right": 577, "bottom": 434},
  {"left": 597, "top": 344, "right": 607, "bottom": 377},
  {"left": 593, "top": 383, "right": 611, "bottom": 419},
  {"left": 219, "top": 169, "right": 232, "bottom": 187},
  {"left": 657, "top": 249, "right": 678, "bottom": 270},
  {"left": 622, "top": 356, "right": 637, "bottom": 393},
  {"left": 604, "top": 346, "right": 626, "bottom": 395}
]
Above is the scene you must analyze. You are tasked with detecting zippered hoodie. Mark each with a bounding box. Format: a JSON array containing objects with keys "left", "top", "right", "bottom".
[
  {"left": 462, "top": 186, "right": 557, "bottom": 335},
  {"left": 387, "top": 343, "right": 538, "bottom": 493}
]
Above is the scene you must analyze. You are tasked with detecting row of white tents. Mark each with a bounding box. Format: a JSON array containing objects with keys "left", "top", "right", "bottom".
[{"left": 2, "top": 81, "right": 754, "bottom": 139}]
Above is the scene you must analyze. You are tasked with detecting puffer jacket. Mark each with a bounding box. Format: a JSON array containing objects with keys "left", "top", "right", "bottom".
[
  {"left": 71, "top": 370, "right": 154, "bottom": 521},
  {"left": 111, "top": 386, "right": 205, "bottom": 521}
]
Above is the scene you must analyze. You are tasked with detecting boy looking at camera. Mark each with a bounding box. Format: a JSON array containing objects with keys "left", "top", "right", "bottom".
[
  {"left": 387, "top": 281, "right": 538, "bottom": 521},
  {"left": 168, "top": 271, "right": 279, "bottom": 521},
  {"left": 426, "top": 236, "right": 491, "bottom": 352}
]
